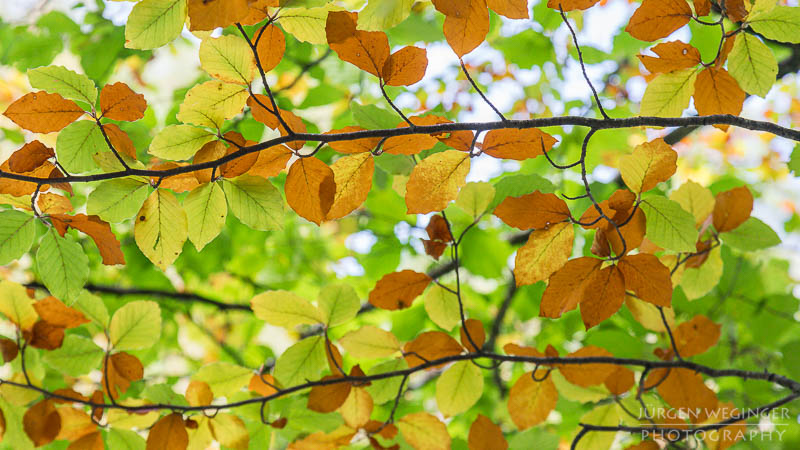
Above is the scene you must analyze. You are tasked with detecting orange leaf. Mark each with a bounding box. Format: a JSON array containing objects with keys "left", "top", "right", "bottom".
[
  {"left": 100, "top": 82, "right": 147, "bottom": 121},
  {"left": 547, "top": 0, "right": 602, "bottom": 11},
  {"left": 33, "top": 296, "right": 89, "bottom": 328},
  {"left": 405, "top": 150, "right": 470, "bottom": 214},
  {"left": 432, "top": 0, "right": 468, "bottom": 16},
  {"left": 605, "top": 206, "right": 647, "bottom": 256},
  {"left": 382, "top": 129, "right": 439, "bottom": 156},
  {"left": 507, "top": 370, "right": 558, "bottom": 429},
  {"left": 8, "top": 140, "right": 55, "bottom": 173},
  {"left": 3, "top": 91, "right": 83, "bottom": 133},
  {"left": 55, "top": 405, "right": 95, "bottom": 441},
  {"left": 397, "top": 412, "right": 451, "bottom": 450},
  {"left": 540, "top": 257, "right": 603, "bottom": 318},
  {"left": 285, "top": 157, "right": 336, "bottom": 225},
  {"left": 67, "top": 431, "right": 104, "bottom": 450},
  {"left": 487, "top": 0, "right": 528, "bottom": 19},
  {"left": 443, "top": 0, "right": 489, "bottom": 57},
  {"left": 325, "top": 126, "right": 381, "bottom": 154},
  {"left": 326, "top": 11, "right": 390, "bottom": 78},
  {"left": 326, "top": 152, "right": 374, "bottom": 220},
  {"left": 712, "top": 186, "right": 752, "bottom": 232},
  {"left": 618, "top": 253, "right": 672, "bottom": 307},
  {"left": 103, "top": 123, "right": 138, "bottom": 159},
  {"left": 221, "top": 149, "right": 259, "bottom": 180},
  {"left": 578, "top": 199, "right": 615, "bottom": 230},
  {"left": 0, "top": 337, "right": 18, "bottom": 363},
  {"left": 503, "top": 343, "right": 545, "bottom": 358},
  {"left": 185, "top": 380, "right": 214, "bottom": 407},
  {"left": 146, "top": 413, "right": 189, "bottom": 450},
  {"left": 648, "top": 368, "right": 718, "bottom": 423},
  {"left": 50, "top": 214, "right": 125, "bottom": 266},
  {"left": 403, "top": 331, "right": 463, "bottom": 369},
  {"left": 248, "top": 145, "right": 293, "bottom": 178},
  {"left": 193, "top": 140, "right": 227, "bottom": 184},
  {"left": 308, "top": 375, "right": 352, "bottom": 413},
  {"left": 247, "top": 95, "right": 307, "bottom": 149},
  {"left": 28, "top": 320, "right": 65, "bottom": 350},
  {"left": 693, "top": 0, "right": 711, "bottom": 16},
  {"left": 625, "top": 0, "right": 692, "bottom": 42},
  {"left": 723, "top": 0, "right": 747, "bottom": 21},
  {"left": 579, "top": 264, "right": 626, "bottom": 329},
  {"left": 460, "top": 318, "right": 485, "bottom": 352},
  {"left": 249, "top": 374, "right": 279, "bottom": 396},
  {"left": 494, "top": 191, "right": 570, "bottom": 230},
  {"left": 693, "top": 67, "right": 745, "bottom": 128},
  {"left": 0, "top": 160, "right": 58, "bottom": 196},
  {"left": 103, "top": 351, "right": 144, "bottom": 400},
  {"left": 382, "top": 46, "right": 428, "bottom": 86},
  {"left": 38, "top": 193, "right": 73, "bottom": 215},
  {"left": 637, "top": 41, "right": 701, "bottom": 74},
  {"left": 149, "top": 162, "right": 200, "bottom": 193},
  {"left": 673, "top": 315, "right": 720, "bottom": 357},
  {"left": 23, "top": 400, "right": 61, "bottom": 447},
  {"left": 604, "top": 366, "right": 635, "bottom": 395},
  {"left": 255, "top": 24, "right": 285, "bottom": 73},
  {"left": 558, "top": 346, "right": 615, "bottom": 387},
  {"left": 481, "top": 128, "right": 557, "bottom": 160},
  {"left": 187, "top": 0, "right": 250, "bottom": 31},
  {"left": 468, "top": 414, "right": 508, "bottom": 450},
  {"left": 368, "top": 270, "right": 431, "bottom": 310}
]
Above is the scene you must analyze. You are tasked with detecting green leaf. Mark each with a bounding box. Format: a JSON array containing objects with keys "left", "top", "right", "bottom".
[
  {"left": 455, "top": 181, "right": 495, "bottom": 219},
  {"left": 679, "top": 246, "right": 723, "bottom": 300},
  {"left": 640, "top": 196, "right": 698, "bottom": 252},
  {"left": 0, "top": 280, "right": 38, "bottom": 330},
  {"left": 87, "top": 178, "right": 150, "bottom": 223},
  {"left": 789, "top": 144, "right": 800, "bottom": 175},
  {"left": 0, "top": 398, "right": 34, "bottom": 450},
  {"left": 640, "top": 68, "right": 698, "bottom": 117},
  {"left": 109, "top": 300, "right": 162, "bottom": 351},
  {"left": 107, "top": 429, "right": 147, "bottom": 450},
  {"left": 352, "top": 103, "right": 401, "bottom": 130},
  {"left": 72, "top": 291, "right": 109, "bottom": 326},
  {"left": 27, "top": 65, "right": 97, "bottom": 106},
  {"left": 720, "top": 217, "right": 781, "bottom": 251},
  {"left": 491, "top": 174, "right": 555, "bottom": 210},
  {"left": 669, "top": 180, "right": 714, "bottom": 225},
  {"left": 177, "top": 81, "right": 248, "bottom": 129},
  {"left": 339, "top": 325, "right": 401, "bottom": 358},
  {"left": 36, "top": 229, "right": 88, "bottom": 303},
  {"left": 358, "top": 0, "right": 414, "bottom": 31},
  {"left": 0, "top": 210, "right": 36, "bottom": 265},
  {"left": 728, "top": 33, "right": 777, "bottom": 97},
  {"left": 124, "top": 0, "right": 187, "bottom": 50},
  {"left": 574, "top": 403, "right": 620, "bottom": 450},
  {"left": 185, "top": 181, "right": 227, "bottom": 251},
  {"left": 147, "top": 124, "right": 215, "bottom": 161},
  {"left": 423, "top": 284, "right": 460, "bottom": 331},
  {"left": 366, "top": 358, "right": 408, "bottom": 404},
  {"left": 435, "top": 360, "right": 484, "bottom": 416},
  {"left": 550, "top": 371, "right": 609, "bottom": 403},
  {"left": 317, "top": 283, "right": 360, "bottom": 327},
  {"left": 199, "top": 35, "right": 256, "bottom": 85},
  {"left": 279, "top": 5, "right": 343, "bottom": 45},
  {"left": 251, "top": 290, "right": 325, "bottom": 328},
  {"left": 193, "top": 362, "right": 253, "bottom": 397},
  {"left": 142, "top": 384, "right": 189, "bottom": 406},
  {"left": 134, "top": 189, "right": 188, "bottom": 270},
  {"left": 42, "top": 335, "right": 104, "bottom": 377},
  {"left": 56, "top": 120, "right": 106, "bottom": 173},
  {"left": 222, "top": 175, "right": 284, "bottom": 231},
  {"left": 748, "top": 6, "right": 800, "bottom": 44},
  {"left": 273, "top": 336, "right": 328, "bottom": 387}
]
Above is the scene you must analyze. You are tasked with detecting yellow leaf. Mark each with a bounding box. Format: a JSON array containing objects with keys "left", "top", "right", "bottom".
[
  {"left": 134, "top": 189, "right": 188, "bottom": 270},
  {"left": 250, "top": 290, "right": 324, "bottom": 329},
  {"left": 670, "top": 180, "right": 715, "bottom": 225},
  {"left": 514, "top": 222, "right": 574, "bottom": 286},
  {"left": 619, "top": 138, "right": 677, "bottom": 193},
  {"left": 406, "top": 150, "right": 470, "bottom": 214},
  {"left": 339, "top": 325, "right": 401, "bottom": 359},
  {"left": 397, "top": 412, "right": 451, "bottom": 450},
  {"left": 338, "top": 388, "right": 373, "bottom": 429},
  {"left": 199, "top": 35, "right": 256, "bottom": 85},
  {"left": 507, "top": 370, "right": 558, "bottom": 430},
  {"left": 640, "top": 68, "right": 698, "bottom": 117},
  {"left": 435, "top": 360, "right": 484, "bottom": 416},
  {"left": 326, "top": 152, "right": 374, "bottom": 220},
  {"left": 177, "top": 81, "right": 248, "bottom": 129}
]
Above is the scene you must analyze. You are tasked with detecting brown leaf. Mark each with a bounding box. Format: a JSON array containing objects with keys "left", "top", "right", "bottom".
[
  {"left": 648, "top": 368, "right": 718, "bottom": 423},
  {"left": 29, "top": 320, "right": 65, "bottom": 350},
  {"left": 0, "top": 160, "right": 57, "bottom": 196},
  {"left": 503, "top": 343, "right": 545, "bottom": 358},
  {"left": 723, "top": 0, "right": 747, "bottom": 21},
  {"left": 255, "top": 24, "right": 285, "bottom": 73},
  {"left": 693, "top": 0, "right": 711, "bottom": 16},
  {"left": 426, "top": 215, "right": 453, "bottom": 243},
  {"left": 487, "top": 0, "right": 528, "bottom": 19},
  {"left": 481, "top": 128, "right": 557, "bottom": 160},
  {"left": 403, "top": 331, "right": 463, "bottom": 369},
  {"left": 674, "top": 315, "right": 720, "bottom": 357},
  {"left": 3, "top": 91, "right": 84, "bottom": 133},
  {"left": 579, "top": 264, "right": 626, "bottom": 329},
  {"left": 146, "top": 413, "right": 189, "bottom": 450},
  {"left": 712, "top": 186, "right": 752, "bottom": 232},
  {"left": 285, "top": 157, "right": 336, "bottom": 225},
  {"left": 443, "top": 0, "right": 490, "bottom": 57},
  {"left": 368, "top": 270, "right": 431, "bottom": 310},
  {"left": 0, "top": 337, "right": 19, "bottom": 362},
  {"left": 558, "top": 346, "right": 616, "bottom": 387},
  {"left": 460, "top": 318, "right": 485, "bottom": 352},
  {"left": 50, "top": 214, "right": 125, "bottom": 265},
  {"left": 637, "top": 41, "right": 701, "bottom": 74},
  {"left": 326, "top": 11, "right": 390, "bottom": 78},
  {"left": 192, "top": 140, "right": 227, "bottom": 184},
  {"left": 102, "top": 123, "right": 138, "bottom": 159},
  {"left": 100, "top": 82, "right": 147, "bottom": 121},
  {"left": 547, "top": 0, "right": 602, "bottom": 11},
  {"left": 248, "top": 145, "right": 293, "bottom": 178},
  {"left": 540, "top": 257, "right": 603, "bottom": 318},
  {"left": 604, "top": 366, "right": 635, "bottom": 395},
  {"left": 618, "top": 253, "right": 673, "bottom": 307},
  {"left": 382, "top": 46, "right": 428, "bottom": 86},
  {"left": 8, "top": 140, "right": 55, "bottom": 173},
  {"left": 103, "top": 351, "right": 144, "bottom": 400},
  {"left": 23, "top": 400, "right": 62, "bottom": 446},
  {"left": 326, "top": 340, "right": 345, "bottom": 376},
  {"left": 52, "top": 388, "right": 90, "bottom": 404},
  {"left": 325, "top": 126, "right": 381, "bottom": 154},
  {"left": 326, "top": 152, "right": 374, "bottom": 220},
  {"left": 625, "top": 0, "right": 692, "bottom": 42},
  {"left": 468, "top": 414, "right": 508, "bottom": 450},
  {"left": 249, "top": 373, "right": 279, "bottom": 396},
  {"left": 307, "top": 376, "right": 352, "bottom": 413},
  {"left": 507, "top": 370, "right": 558, "bottom": 429},
  {"left": 187, "top": 0, "right": 250, "bottom": 31},
  {"left": 693, "top": 67, "right": 745, "bottom": 129},
  {"left": 494, "top": 191, "right": 570, "bottom": 230},
  {"left": 33, "top": 296, "right": 89, "bottom": 328},
  {"left": 67, "top": 431, "right": 104, "bottom": 450}
]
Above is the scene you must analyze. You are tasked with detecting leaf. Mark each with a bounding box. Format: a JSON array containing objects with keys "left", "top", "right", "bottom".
[
  {"left": 209, "top": 413, "right": 249, "bottom": 450},
  {"left": 693, "top": 67, "right": 746, "bottom": 122},
  {"left": 748, "top": 5, "right": 800, "bottom": 44},
  {"left": 125, "top": 0, "right": 187, "bottom": 50},
  {"left": 579, "top": 265, "right": 626, "bottom": 329},
  {"left": 515, "top": 222, "right": 574, "bottom": 286},
  {"left": 107, "top": 429, "right": 146, "bottom": 450},
  {"left": 382, "top": 46, "right": 428, "bottom": 86},
  {"left": 221, "top": 175, "right": 284, "bottom": 231},
  {"left": 488, "top": 0, "right": 528, "bottom": 19},
  {"left": 368, "top": 270, "right": 431, "bottom": 310},
  {"left": 326, "top": 11, "right": 390, "bottom": 78},
  {"left": 604, "top": 366, "right": 635, "bottom": 395},
  {"left": 36, "top": 229, "right": 88, "bottom": 303},
  {"left": 55, "top": 120, "right": 106, "bottom": 173},
  {"left": 98, "top": 82, "right": 146, "bottom": 122},
  {"left": 8, "top": 140, "right": 55, "bottom": 173},
  {"left": 558, "top": 346, "right": 615, "bottom": 387},
  {"left": 443, "top": 0, "right": 490, "bottom": 57},
  {"left": 482, "top": 128, "right": 557, "bottom": 160},
  {"left": 307, "top": 376, "right": 351, "bottom": 413},
  {"left": 251, "top": 290, "right": 324, "bottom": 329},
  {"left": 33, "top": 295, "right": 87, "bottom": 329},
  {"left": 619, "top": 138, "right": 677, "bottom": 193},
  {"left": 273, "top": 335, "right": 328, "bottom": 387},
  {"left": 625, "top": 0, "right": 692, "bottom": 41},
  {"left": 640, "top": 196, "right": 698, "bottom": 252},
  {"left": 456, "top": 182, "right": 495, "bottom": 218},
  {"left": 177, "top": 81, "right": 248, "bottom": 129},
  {"left": 0, "top": 280, "right": 38, "bottom": 331},
  {"left": 134, "top": 189, "right": 188, "bottom": 270},
  {"left": 507, "top": 370, "right": 558, "bottom": 430},
  {"left": 0, "top": 210, "right": 36, "bottom": 265},
  {"left": 339, "top": 325, "right": 401, "bottom": 358},
  {"left": 674, "top": 315, "right": 720, "bottom": 357},
  {"left": 494, "top": 191, "right": 570, "bottom": 230},
  {"left": 640, "top": 68, "right": 697, "bottom": 117},
  {"left": 547, "top": 0, "right": 601, "bottom": 12},
  {"left": 318, "top": 284, "right": 360, "bottom": 327},
  {"left": 186, "top": 380, "right": 214, "bottom": 407},
  {"left": 27, "top": 65, "right": 97, "bottom": 105},
  {"left": 193, "top": 362, "right": 253, "bottom": 397},
  {"left": 637, "top": 41, "right": 701, "bottom": 73},
  {"left": 73, "top": 291, "right": 109, "bottom": 327},
  {"left": 285, "top": 157, "right": 336, "bottom": 225},
  {"left": 468, "top": 414, "right": 508, "bottom": 450},
  {"left": 436, "top": 360, "right": 484, "bottom": 416},
  {"left": 326, "top": 152, "right": 374, "bottom": 220},
  {"left": 727, "top": 33, "right": 777, "bottom": 97},
  {"left": 103, "top": 352, "right": 144, "bottom": 399},
  {"left": 403, "top": 331, "right": 463, "bottom": 369},
  {"left": 358, "top": 0, "right": 414, "bottom": 30},
  {"left": 540, "top": 257, "right": 603, "bottom": 318},
  {"left": 3, "top": 91, "right": 83, "bottom": 133},
  {"left": 23, "top": 400, "right": 60, "bottom": 447},
  {"left": 574, "top": 403, "right": 620, "bottom": 450},
  {"left": 87, "top": 178, "right": 149, "bottom": 223},
  {"left": 405, "top": 150, "right": 470, "bottom": 214},
  {"left": 187, "top": 0, "right": 249, "bottom": 31},
  {"left": 255, "top": 24, "right": 285, "bottom": 73},
  {"left": 199, "top": 35, "right": 256, "bottom": 85},
  {"left": 366, "top": 359, "right": 408, "bottom": 404},
  {"left": 148, "top": 125, "right": 215, "bottom": 161},
  {"left": 679, "top": 246, "right": 723, "bottom": 300},
  {"left": 184, "top": 182, "right": 227, "bottom": 251},
  {"left": 423, "top": 284, "right": 460, "bottom": 331},
  {"left": 647, "top": 368, "right": 718, "bottom": 422},
  {"left": 146, "top": 413, "right": 188, "bottom": 450},
  {"left": 460, "top": 319, "right": 485, "bottom": 352},
  {"left": 109, "top": 300, "right": 162, "bottom": 351},
  {"left": 669, "top": 180, "right": 714, "bottom": 225},
  {"left": 50, "top": 214, "right": 125, "bottom": 265},
  {"left": 397, "top": 412, "right": 451, "bottom": 450},
  {"left": 103, "top": 123, "right": 137, "bottom": 159},
  {"left": 42, "top": 335, "right": 103, "bottom": 377},
  {"left": 618, "top": 253, "right": 673, "bottom": 307},
  {"left": 712, "top": 186, "right": 752, "bottom": 232},
  {"left": 720, "top": 217, "right": 781, "bottom": 250},
  {"left": 339, "top": 387, "right": 373, "bottom": 429},
  {"left": 280, "top": 5, "right": 343, "bottom": 45}
]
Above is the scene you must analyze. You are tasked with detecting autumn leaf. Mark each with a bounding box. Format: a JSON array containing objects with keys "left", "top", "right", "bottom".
[
  {"left": 618, "top": 253, "right": 673, "bottom": 307},
  {"left": 494, "top": 191, "right": 571, "bottom": 230},
  {"left": 460, "top": 318, "right": 485, "bottom": 352},
  {"left": 50, "top": 214, "right": 125, "bottom": 266},
  {"left": 443, "top": 0, "right": 490, "bottom": 57},
  {"left": 547, "top": 0, "right": 602, "bottom": 12},
  {"left": 558, "top": 346, "right": 616, "bottom": 387},
  {"left": 482, "top": 128, "right": 557, "bottom": 160},
  {"left": 712, "top": 186, "right": 753, "bottom": 232},
  {"left": 397, "top": 412, "right": 451, "bottom": 450},
  {"left": 100, "top": 82, "right": 147, "bottom": 121},
  {"left": 487, "top": 0, "right": 528, "bottom": 19},
  {"left": 673, "top": 315, "right": 720, "bottom": 357},
  {"left": 103, "top": 351, "right": 144, "bottom": 400},
  {"left": 637, "top": 41, "right": 701, "bottom": 74},
  {"left": 8, "top": 140, "right": 55, "bottom": 173},
  {"left": 515, "top": 222, "right": 574, "bottom": 286},
  {"left": 403, "top": 331, "right": 463, "bottom": 369},
  {"left": 507, "top": 370, "right": 558, "bottom": 429},
  {"left": 468, "top": 414, "right": 508, "bottom": 450},
  {"left": 23, "top": 400, "right": 61, "bottom": 446},
  {"left": 604, "top": 366, "right": 635, "bottom": 395},
  {"left": 405, "top": 150, "right": 470, "bottom": 214},
  {"left": 326, "top": 11, "right": 390, "bottom": 78},
  {"left": 146, "top": 413, "right": 189, "bottom": 450},
  {"left": 382, "top": 46, "right": 428, "bottom": 86},
  {"left": 540, "top": 257, "right": 603, "bottom": 318},
  {"left": 308, "top": 376, "right": 351, "bottom": 413},
  {"left": 580, "top": 265, "right": 626, "bottom": 329},
  {"left": 285, "top": 157, "right": 336, "bottom": 225},
  {"left": 103, "top": 123, "right": 138, "bottom": 160},
  {"left": 325, "top": 126, "right": 381, "bottom": 154},
  {"left": 326, "top": 152, "right": 374, "bottom": 220},
  {"left": 647, "top": 368, "right": 718, "bottom": 423},
  {"left": 368, "top": 270, "right": 431, "bottom": 310},
  {"left": 255, "top": 24, "right": 286, "bottom": 73},
  {"left": 693, "top": 67, "right": 746, "bottom": 127},
  {"left": 3, "top": 91, "right": 84, "bottom": 133},
  {"left": 625, "top": 0, "right": 692, "bottom": 42},
  {"left": 33, "top": 296, "right": 88, "bottom": 328},
  {"left": 187, "top": 0, "right": 249, "bottom": 31}
]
